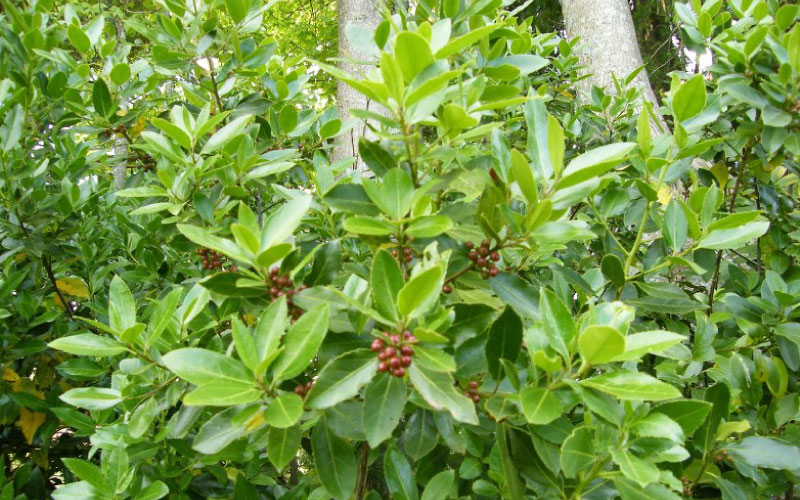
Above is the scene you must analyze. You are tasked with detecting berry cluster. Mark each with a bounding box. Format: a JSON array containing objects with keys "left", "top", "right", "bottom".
[
  {"left": 293, "top": 380, "right": 314, "bottom": 398},
  {"left": 195, "top": 248, "right": 236, "bottom": 272},
  {"left": 788, "top": 98, "right": 800, "bottom": 114},
  {"left": 466, "top": 240, "right": 500, "bottom": 279},
  {"left": 371, "top": 331, "right": 417, "bottom": 378},
  {"left": 138, "top": 153, "right": 156, "bottom": 172},
  {"left": 390, "top": 237, "right": 416, "bottom": 265},
  {"left": 713, "top": 449, "right": 732, "bottom": 463},
  {"left": 464, "top": 380, "right": 481, "bottom": 403},
  {"left": 680, "top": 476, "right": 692, "bottom": 496},
  {"left": 267, "top": 267, "right": 307, "bottom": 320},
  {"left": 391, "top": 246, "right": 416, "bottom": 264}
]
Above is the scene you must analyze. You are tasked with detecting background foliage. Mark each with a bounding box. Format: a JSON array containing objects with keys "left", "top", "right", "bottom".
[{"left": 1, "top": 0, "right": 800, "bottom": 499}]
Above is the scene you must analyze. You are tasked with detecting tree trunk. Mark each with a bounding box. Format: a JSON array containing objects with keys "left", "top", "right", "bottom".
[
  {"left": 334, "top": 0, "right": 385, "bottom": 169},
  {"left": 561, "top": 0, "right": 666, "bottom": 132}
]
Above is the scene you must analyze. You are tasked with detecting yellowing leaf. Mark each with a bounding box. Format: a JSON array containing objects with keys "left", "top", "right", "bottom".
[
  {"left": 17, "top": 407, "right": 47, "bottom": 444},
  {"left": 3, "top": 367, "right": 20, "bottom": 382},
  {"left": 31, "top": 449, "right": 49, "bottom": 469},
  {"left": 131, "top": 115, "right": 147, "bottom": 135},
  {"left": 244, "top": 410, "right": 266, "bottom": 432},
  {"left": 13, "top": 377, "right": 44, "bottom": 399},
  {"left": 53, "top": 293, "right": 68, "bottom": 310},
  {"left": 56, "top": 277, "right": 90, "bottom": 298},
  {"left": 657, "top": 185, "right": 672, "bottom": 205}
]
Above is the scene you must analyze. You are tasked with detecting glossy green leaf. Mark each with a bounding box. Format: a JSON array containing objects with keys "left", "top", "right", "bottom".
[
  {"left": 363, "top": 373, "right": 407, "bottom": 448},
  {"left": 421, "top": 470, "right": 455, "bottom": 500},
  {"left": 162, "top": 348, "right": 253, "bottom": 386},
  {"left": 272, "top": 303, "right": 329, "bottom": 382},
  {"left": 663, "top": 199, "right": 687, "bottom": 253},
  {"left": 698, "top": 221, "right": 769, "bottom": 249},
  {"left": 267, "top": 425, "right": 301, "bottom": 470},
  {"left": 611, "top": 448, "right": 659, "bottom": 487},
  {"left": 560, "top": 426, "right": 594, "bottom": 479},
  {"left": 183, "top": 381, "right": 261, "bottom": 406},
  {"left": 612, "top": 330, "right": 686, "bottom": 361},
  {"left": 520, "top": 387, "right": 563, "bottom": 425},
  {"left": 343, "top": 216, "right": 396, "bottom": 235},
  {"left": 371, "top": 249, "right": 403, "bottom": 321},
  {"left": 397, "top": 266, "right": 444, "bottom": 319},
  {"left": 672, "top": 74, "right": 706, "bottom": 121},
  {"left": 48, "top": 333, "right": 126, "bottom": 357},
  {"left": 408, "top": 363, "right": 478, "bottom": 424},
  {"left": 581, "top": 371, "right": 681, "bottom": 401},
  {"left": 556, "top": 142, "right": 636, "bottom": 189},
  {"left": 264, "top": 393, "right": 304, "bottom": 428},
  {"left": 395, "top": 31, "right": 433, "bottom": 83},
  {"left": 406, "top": 215, "right": 453, "bottom": 238},
  {"left": 60, "top": 388, "right": 122, "bottom": 411},
  {"left": 486, "top": 307, "right": 522, "bottom": 380},
  {"left": 312, "top": 419, "right": 356, "bottom": 500},
  {"left": 305, "top": 350, "right": 378, "bottom": 409},
  {"left": 385, "top": 446, "right": 418, "bottom": 500},
  {"left": 578, "top": 325, "right": 625, "bottom": 365}
]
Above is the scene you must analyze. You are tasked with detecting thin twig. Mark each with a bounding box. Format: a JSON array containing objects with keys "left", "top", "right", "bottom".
[
  {"left": 707, "top": 143, "right": 750, "bottom": 315},
  {"left": 43, "top": 255, "right": 74, "bottom": 320},
  {"left": 206, "top": 57, "right": 224, "bottom": 113},
  {"left": 355, "top": 443, "right": 369, "bottom": 500}
]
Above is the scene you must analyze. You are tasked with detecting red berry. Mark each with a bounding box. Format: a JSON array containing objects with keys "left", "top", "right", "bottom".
[
  {"left": 401, "top": 345, "right": 414, "bottom": 356},
  {"left": 490, "top": 252, "right": 500, "bottom": 261},
  {"left": 442, "top": 285, "right": 452, "bottom": 294},
  {"left": 378, "top": 351, "right": 388, "bottom": 361},
  {"left": 371, "top": 339, "right": 384, "bottom": 352},
  {"left": 477, "top": 258, "right": 487, "bottom": 268},
  {"left": 390, "top": 335, "right": 401, "bottom": 345},
  {"left": 489, "top": 267, "right": 499, "bottom": 277},
  {"left": 402, "top": 330, "right": 411, "bottom": 339},
  {"left": 468, "top": 251, "right": 478, "bottom": 261},
  {"left": 391, "top": 249, "right": 398, "bottom": 257},
  {"left": 407, "top": 335, "right": 417, "bottom": 343},
  {"left": 465, "top": 241, "right": 474, "bottom": 249},
  {"left": 479, "top": 247, "right": 489, "bottom": 256},
  {"left": 294, "top": 385, "right": 305, "bottom": 396},
  {"left": 489, "top": 168, "right": 498, "bottom": 181},
  {"left": 378, "top": 362, "right": 388, "bottom": 372},
  {"left": 389, "top": 357, "right": 401, "bottom": 369},
  {"left": 270, "top": 287, "right": 279, "bottom": 296},
  {"left": 472, "top": 394, "right": 480, "bottom": 403},
  {"left": 384, "top": 347, "right": 397, "bottom": 358},
  {"left": 404, "top": 247, "right": 413, "bottom": 255},
  {"left": 469, "top": 381, "right": 479, "bottom": 389},
  {"left": 401, "top": 356, "right": 412, "bottom": 367},
  {"left": 394, "top": 367, "right": 405, "bottom": 378},
  {"left": 481, "top": 239, "right": 490, "bottom": 247}
]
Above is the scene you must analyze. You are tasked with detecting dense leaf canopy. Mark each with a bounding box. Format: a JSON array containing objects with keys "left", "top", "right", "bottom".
[{"left": 1, "top": 0, "right": 800, "bottom": 499}]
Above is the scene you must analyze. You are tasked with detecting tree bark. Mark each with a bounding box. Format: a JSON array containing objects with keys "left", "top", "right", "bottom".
[
  {"left": 561, "top": 0, "right": 666, "bottom": 132},
  {"left": 334, "top": 0, "right": 386, "bottom": 169}
]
